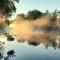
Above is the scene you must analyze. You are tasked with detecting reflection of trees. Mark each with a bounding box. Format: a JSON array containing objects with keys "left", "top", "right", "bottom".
[
  {"left": 7, "top": 35, "right": 14, "bottom": 41},
  {"left": 0, "top": 42, "right": 4, "bottom": 60},
  {"left": 28, "top": 40, "right": 40, "bottom": 46},
  {"left": 27, "top": 32, "right": 60, "bottom": 50},
  {"left": 5, "top": 32, "right": 15, "bottom": 41},
  {"left": 0, "top": 42, "right": 15, "bottom": 60},
  {"left": 44, "top": 39, "right": 60, "bottom": 50},
  {"left": 4, "top": 50, "right": 15, "bottom": 60}
]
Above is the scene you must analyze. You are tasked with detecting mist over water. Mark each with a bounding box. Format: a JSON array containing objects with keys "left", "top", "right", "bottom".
[
  {"left": 9, "top": 16, "right": 49, "bottom": 38},
  {"left": 0, "top": 16, "right": 60, "bottom": 60},
  {"left": 8, "top": 16, "right": 59, "bottom": 46}
]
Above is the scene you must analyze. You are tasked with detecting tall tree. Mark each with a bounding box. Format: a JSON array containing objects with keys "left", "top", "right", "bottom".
[
  {"left": 0, "top": 0, "right": 20, "bottom": 33},
  {"left": 0, "top": 0, "right": 20, "bottom": 17}
]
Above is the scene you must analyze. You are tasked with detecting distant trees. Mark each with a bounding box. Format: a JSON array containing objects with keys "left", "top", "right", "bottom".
[
  {"left": 45, "top": 10, "right": 50, "bottom": 15},
  {"left": 16, "top": 9, "right": 60, "bottom": 23},
  {"left": 47, "top": 10, "right": 58, "bottom": 30},
  {"left": 27, "top": 10, "right": 43, "bottom": 20},
  {"left": 16, "top": 10, "right": 43, "bottom": 20},
  {"left": 50, "top": 10, "right": 58, "bottom": 25},
  {"left": 52, "top": 10, "right": 58, "bottom": 20},
  {"left": 16, "top": 13, "right": 26, "bottom": 19},
  {"left": 16, "top": 9, "right": 60, "bottom": 21}
]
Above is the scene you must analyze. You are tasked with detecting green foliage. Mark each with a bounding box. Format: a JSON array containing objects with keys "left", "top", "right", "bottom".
[
  {"left": 27, "top": 10, "right": 43, "bottom": 20},
  {"left": 45, "top": 10, "right": 50, "bottom": 15},
  {"left": 0, "top": 0, "right": 20, "bottom": 17}
]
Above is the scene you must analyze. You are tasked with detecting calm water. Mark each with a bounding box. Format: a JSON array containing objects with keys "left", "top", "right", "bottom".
[{"left": 0, "top": 36, "right": 60, "bottom": 60}]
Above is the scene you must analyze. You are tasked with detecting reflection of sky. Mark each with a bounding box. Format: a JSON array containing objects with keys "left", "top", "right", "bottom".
[
  {"left": 16, "top": 0, "right": 60, "bottom": 14},
  {"left": 4, "top": 41, "right": 60, "bottom": 60},
  {"left": 0, "top": 37, "right": 60, "bottom": 60}
]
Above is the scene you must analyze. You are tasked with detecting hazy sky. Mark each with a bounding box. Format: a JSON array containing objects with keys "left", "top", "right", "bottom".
[{"left": 16, "top": 0, "right": 60, "bottom": 14}]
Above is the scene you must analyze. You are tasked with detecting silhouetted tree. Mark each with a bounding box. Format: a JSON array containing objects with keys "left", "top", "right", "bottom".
[
  {"left": 45, "top": 10, "right": 50, "bottom": 15},
  {"left": 27, "top": 10, "right": 43, "bottom": 20},
  {"left": 0, "top": 0, "right": 20, "bottom": 34},
  {"left": 7, "top": 50, "right": 15, "bottom": 56},
  {"left": 0, "top": 0, "right": 20, "bottom": 17},
  {"left": 52, "top": 9, "right": 58, "bottom": 21},
  {"left": 4, "top": 50, "right": 15, "bottom": 60},
  {"left": 0, "top": 43, "right": 4, "bottom": 60}
]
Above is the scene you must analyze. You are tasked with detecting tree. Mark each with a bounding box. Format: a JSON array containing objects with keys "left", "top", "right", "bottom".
[
  {"left": 50, "top": 10, "right": 58, "bottom": 25},
  {"left": 0, "top": 0, "right": 20, "bottom": 17},
  {"left": 52, "top": 9, "right": 58, "bottom": 20},
  {"left": 45, "top": 10, "right": 50, "bottom": 15},
  {"left": 4, "top": 50, "right": 15, "bottom": 60},
  {"left": 27, "top": 10, "right": 43, "bottom": 20},
  {"left": 0, "top": 0, "right": 20, "bottom": 33},
  {"left": 48, "top": 10, "right": 58, "bottom": 30}
]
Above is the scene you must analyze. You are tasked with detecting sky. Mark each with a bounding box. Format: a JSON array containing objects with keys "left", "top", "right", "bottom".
[{"left": 16, "top": 0, "right": 60, "bottom": 14}]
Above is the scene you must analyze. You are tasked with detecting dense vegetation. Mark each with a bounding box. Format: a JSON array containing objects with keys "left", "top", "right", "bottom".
[
  {"left": 0, "top": 0, "right": 20, "bottom": 17},
  {"left": 0, "top": 0, "right": 20, "bottom": 34}
]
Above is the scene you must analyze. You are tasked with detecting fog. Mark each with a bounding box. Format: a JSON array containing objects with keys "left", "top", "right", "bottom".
[{"left": 8, "top": 16, "right": 58, "bottom": 46}]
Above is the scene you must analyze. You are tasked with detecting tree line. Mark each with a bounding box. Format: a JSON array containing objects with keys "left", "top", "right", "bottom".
[
  {"left": 0, "top": 0, "right": 60, "bottom": 36},
  {"left": 16, "top": 9, "right": 60, "bottom": 20}
]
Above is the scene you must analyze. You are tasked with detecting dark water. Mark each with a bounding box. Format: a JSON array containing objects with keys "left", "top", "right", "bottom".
[{"left": 0, "top": 36, "right": 60, "bottom": 60}]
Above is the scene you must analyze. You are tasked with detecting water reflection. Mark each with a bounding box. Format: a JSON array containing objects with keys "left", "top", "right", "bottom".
[
  {"left": 4, "top": 50, "right": 15, "bottom": 60},
  {"left": 0, "top": 42, "right": 15, "bottom": 60},
  {"left": 13, "top": 31, "right": 60, "bottom": 50},
  {"left": 0, "top": 34, "right": 60, "bottom": 60},
  {"left": 0, "top": 32, "right": 60, "bottom": 60},
  {"left": 4, "top": 30, "right": 60, "bottom": 50},
  {"left": 5, "top": 32, "right": 15, "bottom": 41},
  {"left": 0, "top": 42, "right": 4, "bottom": 60},
  {"left": 27, "top": 33, "right": 60, "bottom": 50}
]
